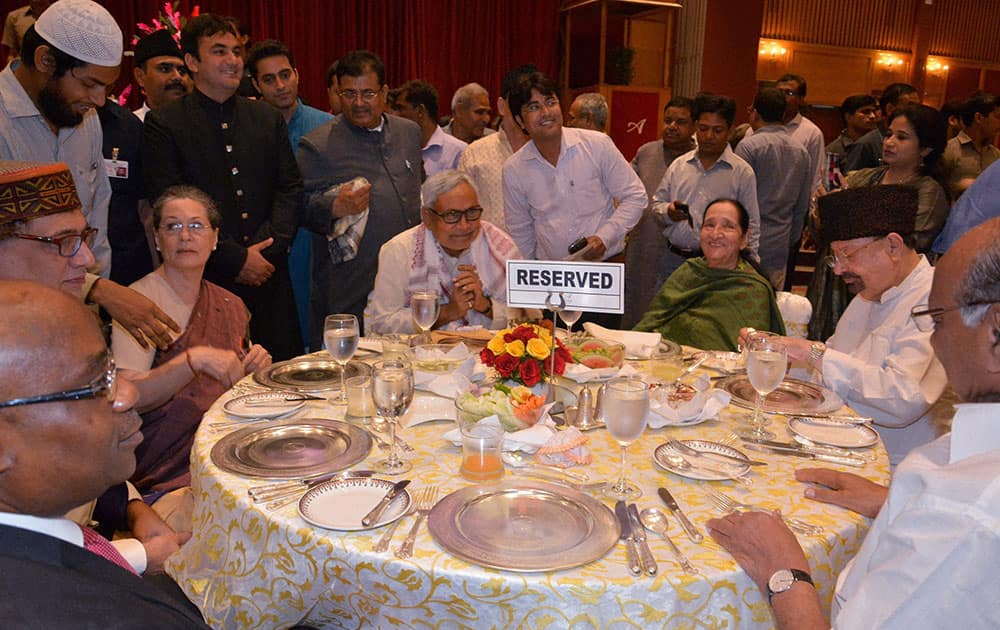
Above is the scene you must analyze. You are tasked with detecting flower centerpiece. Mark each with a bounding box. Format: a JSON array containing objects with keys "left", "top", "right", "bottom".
[{"left": 479, "top": 323, "right": 573, "bottom": 387}]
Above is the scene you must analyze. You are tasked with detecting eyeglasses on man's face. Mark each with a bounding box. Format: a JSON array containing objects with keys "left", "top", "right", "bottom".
[
  {"left": 823, "top": 237, "right": 883, "bottom": 269},
  {"left": 12, "top": 226, "right": 97, "bottom": 257},
  {"left": 910, "top": 301, "right": 997, "bottom": 332},
  {"left": 338, "top": 88, "right": 380, "bottom": 102},
  {"left": 0, "top": 351, "right": 116, "bottom": 409},
  {"left": 426, "top": 205, "right": 483, "bottom": 224}
]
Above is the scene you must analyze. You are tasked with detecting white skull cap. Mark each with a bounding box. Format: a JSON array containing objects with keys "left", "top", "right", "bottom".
[{"left": 34, "top": 0, "right": 123, "bottom": 67}]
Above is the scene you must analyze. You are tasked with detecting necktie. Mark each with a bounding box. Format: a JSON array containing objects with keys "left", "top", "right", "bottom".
[{"left": 78, "top": 524, "right": 139, "bottom": 575}]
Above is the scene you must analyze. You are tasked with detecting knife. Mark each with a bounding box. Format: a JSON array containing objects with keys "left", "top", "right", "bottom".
[
  {"left": 614, "top": 501, "right": 642, "bottom": 576},
  {"left": 671, "top": 354, "right": 708, "bottom": 385},
  {"left": 741, "top": 441, "right": 865, "bottom": 467},
  {"left": 248, "top": 469, "right": 376, "bottom": 501},
  {"left": 658, "top": 487, "right": 703, "bottom": 543},
  {"left": 668, "top": 439, "right": 767, "bottom": 467},
  {"left": 361, "top": 479, "right": 411, "bottom": 527},
  {"left": 627, "top": 503, "right": 657, "bottom": 576}
]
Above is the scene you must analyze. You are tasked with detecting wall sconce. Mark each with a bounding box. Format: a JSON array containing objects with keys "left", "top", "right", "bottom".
[
  {"left": 876, "top": 53, "right": 905, "bottom": 68},
  {"left": 926, "top": 57, "right": 950, "bottom": 74},
  {"left": 759, "top": 40, "right": 787, "bottom": 59}
]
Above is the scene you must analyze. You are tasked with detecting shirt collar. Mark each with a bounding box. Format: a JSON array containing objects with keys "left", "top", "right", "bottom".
[
  {"left": 874, "top": 254, "right": 929, "bottom": 305},
  {"left": 0, "top": 512, "right": 83, "bottom": 547},
  {"left": 0, "top": 63, "right": 42, "bottom": 119},
  {"left": 523, "top": 126, "right": 575, "bottom": 165},
  {"left": 786, "top": 112, "right": 804, "bottom": 129},
  {"left": 956, "top": 130, "right": 975, "bottom": 147},
  {"left": 425, "top": 125, "right": 447, "bottom": 150},
  {"left": 686, "top": 144, "right": 737, "bottom": 171},
  {"left": 949, "top": 403, "right": 1000, "bottom": 463},
  {"left": 194, "top": 87, "right": 236, "bottom": 112}
]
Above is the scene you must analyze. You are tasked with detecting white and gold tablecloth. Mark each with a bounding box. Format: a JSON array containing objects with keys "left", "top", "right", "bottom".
[{"left": 167, "top": 357, "right": 890, "bottom": 629}]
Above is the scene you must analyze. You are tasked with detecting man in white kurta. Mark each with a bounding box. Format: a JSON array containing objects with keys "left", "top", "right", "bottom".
[{"left": 366, "top": 169, "right": 526, "bottom": 334}]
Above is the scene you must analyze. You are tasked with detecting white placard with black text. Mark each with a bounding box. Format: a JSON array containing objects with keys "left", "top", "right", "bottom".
[{"left": 506, "top": 260, "right": 624, "bottom": 314}]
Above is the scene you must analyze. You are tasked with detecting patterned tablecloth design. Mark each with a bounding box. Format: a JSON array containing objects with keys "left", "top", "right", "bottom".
[{"left": 168, "top": 357, "right": 890, "bottom": 629}]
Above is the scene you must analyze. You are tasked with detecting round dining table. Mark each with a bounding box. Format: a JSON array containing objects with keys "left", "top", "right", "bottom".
[{"left": 166, "top": 351, "right": 890, "bottom": 629}]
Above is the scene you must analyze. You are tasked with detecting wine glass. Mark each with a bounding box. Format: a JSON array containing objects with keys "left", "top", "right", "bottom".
[
  {"left": 737, "top": 334, "right": 788, "bottom": 440},
  {"left": 371, "top": 358, "right": 415, "bottom": 474},
  {"left": 410, "top": 290, "right": 440, "bottom": 343},
  {"left": 559, "top": 309, "right": 582, "bottom": 338},
  {"left": 602, "top": 377, "right": 650, "bottom": 500},
  {"left": 324, "top": 314, "right": 359, "bottom": 404}
]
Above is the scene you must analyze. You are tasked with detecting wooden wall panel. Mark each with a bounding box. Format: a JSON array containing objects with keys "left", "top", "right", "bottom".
[
  {"left": 945, "top": 66, "right": 983, "bottom": 103},
  {"left": 786, "top": 49, "right": 873, "bottom": 104},
  {"left": 929, "top": 0, "right": 1000, "bottom": 63},
  {"left": 761, "top": 0, "right": 916, "bottom": 52}
]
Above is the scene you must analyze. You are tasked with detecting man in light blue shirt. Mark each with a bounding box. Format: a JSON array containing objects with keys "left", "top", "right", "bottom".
[
  {"left": 652, "top": 93, "right": 760, "bottom": 279},
  {"left": 933, "top": 157, "right": 1000, "bottom": 255},
  {"left": 247, "top": 39, "right": 332, "bottom": 349},
  {"left": 502, "top": 71, "right": 645, "bottom": 263},
  {"left": 393, "top": 79, "right": 466, "bottom": 177}
]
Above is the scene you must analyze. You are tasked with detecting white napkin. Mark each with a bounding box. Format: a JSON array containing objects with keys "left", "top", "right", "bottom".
[
  {"left": 647, "top": 375, "right": 732, "bottom": 427},
  {"left": 401, "top": 396, "right": 457, "bottom": 427},
  {"left": 358, "top": 339, "right": 383, "bottom": 353},
  {"left": 561, "top": 362, "right": 640, "bottom": 383},
  {"left": 414, "top": 342, "right": 471, "bottom": 363},
  {"left": 582, "top": 322, "right": 662, "bottom": 357},
  {"left": 413, "top": 357, "right": 483, "bottom": 396},
  {"left": 442, "top": 414, "right": 558, "bottom": 453}
]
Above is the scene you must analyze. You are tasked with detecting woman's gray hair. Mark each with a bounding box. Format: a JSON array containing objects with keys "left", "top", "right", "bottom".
[
  {"left": 420, "top": 170, "right": 480, "bottom": 211},
  {"left": 152, "top": 185, "right": 223, "bottom": 230},
  {"left": 959, "top": 221, "right": 1000, "bottom": 326}
]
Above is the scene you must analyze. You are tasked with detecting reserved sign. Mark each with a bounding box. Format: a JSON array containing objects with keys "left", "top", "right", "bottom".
[{"left": 506, "top": 260, "right": 624, "bottom": 313}]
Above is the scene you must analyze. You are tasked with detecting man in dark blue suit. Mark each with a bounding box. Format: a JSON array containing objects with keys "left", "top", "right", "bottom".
[{"left": 0, "top": 280, "right": 208, "bottom": 627}]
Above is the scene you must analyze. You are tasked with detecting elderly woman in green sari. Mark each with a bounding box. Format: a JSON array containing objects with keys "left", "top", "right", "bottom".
[{"left": 634, "top": 198, "right": 784, "bottom": 350}]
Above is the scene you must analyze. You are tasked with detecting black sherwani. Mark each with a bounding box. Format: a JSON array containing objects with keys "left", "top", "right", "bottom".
[
  {"left": 298, "top": 114, "right": 423, "bottom": 348},
  {"left": 143, "top": 89, "right": 304, "bottom": 360},
  {"left": 0, "top": 524, "right": 210, "bottom": 627}
]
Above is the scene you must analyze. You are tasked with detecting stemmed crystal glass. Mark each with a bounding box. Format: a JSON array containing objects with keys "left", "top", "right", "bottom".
[
  {"left": 324, "top": 314, "right": 359, "bottom": 404},
  {"left": 602, "top": 377, "right": 650, "bottom": 500},
  {"left": 738, "top": 334, "right": 787, "bottom": 440},
  {"left": 559, "top": 309, "right": 582, "bottom": 338},
  {"left": 371, "top": 358, "right": 415, "bottom": 474},
  {"left": 410, "top": 290, "right": 440, "bottom": 343}
]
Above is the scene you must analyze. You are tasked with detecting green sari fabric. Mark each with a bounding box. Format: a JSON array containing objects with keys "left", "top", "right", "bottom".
[{"left": 633, "top": 258, "right": 786, "bottom": 351}]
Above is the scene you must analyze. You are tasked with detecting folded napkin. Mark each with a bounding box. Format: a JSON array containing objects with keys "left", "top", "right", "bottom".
[
  {"left": 413, "top": 357, "right": 484, "bottom": 396},
  {"left": 358, "top": 338, "right": 384, "bottom": 353},
  {"left": 561, "top": 362, "right": 640, "bottom": 383},
  {"left": 402, "top": 396, "right": 457, "bottom": 428},
  {"left": 582, "top": 322, "right": 662, "bottom": 357},
  {"left": 442, "top": 414, "right": 558, "bottom": 453},
  {"left": 647, "top": 375, "right": 731, "bottom": 427}
]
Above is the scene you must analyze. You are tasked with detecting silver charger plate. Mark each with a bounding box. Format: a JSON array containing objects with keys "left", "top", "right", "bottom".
[
  {"left": 427, "top": 479, "right": 619, "bottom": 572},
  {"left": 299, "top": 477, "right": 412, "bottom": 531},
  {"left": 653, "top": 440, "right": 752, "bottom": 481},
  {"left": 716, "top": 375, "right": 844, "bottom": 415},
  {"left": 210, "top": 417, "right": 372, "bottom": 479},
  {"left": 254, "top": 357, "right": 371, "bottom": 393},
  {"left": 788, "top": 416, "right": 880, "bottom": 448}
]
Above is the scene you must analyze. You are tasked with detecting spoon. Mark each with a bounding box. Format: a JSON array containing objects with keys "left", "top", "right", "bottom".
[
  {"left": 662, "top": 453, "right": 753, "bottom": 487},
  {"left": 639, "top": 508, "right": 698, "bottom": 575}
]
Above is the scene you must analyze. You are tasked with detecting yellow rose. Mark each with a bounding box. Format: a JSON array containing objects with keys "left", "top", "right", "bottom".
[
  {"left": 526, "top": 337, "right": 550, "bottom": 360},
  {"left": 505, "top": 340, "right": 526, "bottom": 357},
  {"left": 487, "top": 335, "right": 507, "bottom": 354}
]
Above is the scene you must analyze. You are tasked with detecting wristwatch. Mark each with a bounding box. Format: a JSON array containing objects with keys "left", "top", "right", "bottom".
[
  {"left": 767, "top": 568, "right": 814, "bottom": 603},
  {"left": 808, "top": 341, "right": 826, "bottom": 369}
]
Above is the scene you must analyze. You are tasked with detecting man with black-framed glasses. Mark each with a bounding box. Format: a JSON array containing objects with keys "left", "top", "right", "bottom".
[
  {"left": 0, "top": 280, "right": 209, "bottom": 626},
  {"left": 742, "top": 185, "right": 946, "bottom": 466},
  {"left": 366, "top": 169, "right": 532, "bottom": 333}
]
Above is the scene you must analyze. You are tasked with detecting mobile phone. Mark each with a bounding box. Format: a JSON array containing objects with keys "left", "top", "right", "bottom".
[
  {"left": 568, "top": 237, "right": 589, "bottom": 254},
  {"left": 674, "top": 202, "right": 690, "bottom": 218}
]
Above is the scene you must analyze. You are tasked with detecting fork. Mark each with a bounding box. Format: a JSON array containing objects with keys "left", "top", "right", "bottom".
[
  {"left": 705, "top": 488, "right": 824, "bottom": 536},
  {"left": 374, "top": 505, "right": 413, "bottom": 552},
  {"left": 395, "top": 486, "right": 439, "bottom": 559}
]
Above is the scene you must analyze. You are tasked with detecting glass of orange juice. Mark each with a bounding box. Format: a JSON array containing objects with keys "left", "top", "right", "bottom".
[{"left": 459, "top": 422, "right": 505, "bottom": 482}]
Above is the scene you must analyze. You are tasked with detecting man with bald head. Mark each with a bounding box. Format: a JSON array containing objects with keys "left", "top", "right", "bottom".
[
  {"left": 706, "top": 216, "right": 1000, "bottom": 629},
  {"left": 0, "top": 281, "right": 209, "bottom": 625}
]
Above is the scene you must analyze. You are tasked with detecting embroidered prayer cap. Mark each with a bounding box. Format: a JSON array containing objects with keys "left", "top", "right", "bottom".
[
  {"left": 34, "top": 0, "right": 123, "bottom": 67},
  {"left": 818, "top": 184, "right": 917, "bottom": 245},
  {"left": 134, "top": 29, "right": 182, "bottom": 67},
  {"left": 0, "top": 161, "right": 82, "bottom": 237}
]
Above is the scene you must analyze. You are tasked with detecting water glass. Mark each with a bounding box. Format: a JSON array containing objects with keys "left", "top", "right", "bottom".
[
  {"left": 410, "top": 290, "right": 440, "bottom": 343},
  {"left": 345, "top": 375, "right": 374, "bottom": 424},
  {"left": 372, "top": 358, "right": 414, "bottom": 474},
  {"left": 602, "top": 377, "right": 650, "bottom": 500},
  {"left": 738, "top": 335, "right": 787, "bottom": 440},
  {"left": 324, "top": 313, "right": 359, "bottom": 404}
]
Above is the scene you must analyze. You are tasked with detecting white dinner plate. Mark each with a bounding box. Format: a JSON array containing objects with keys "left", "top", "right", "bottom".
[
  {"left": 223, "top": 391, "right": 307, "bottom": 419},
  {"left": 298, "top": 477, "right": 412, "bottom": 531},
  {"left": 788, "top": 416, "right": 880, "bottom": 449},
  {"left": 652, "top": 440, "right": 752, "bottom": 481}
]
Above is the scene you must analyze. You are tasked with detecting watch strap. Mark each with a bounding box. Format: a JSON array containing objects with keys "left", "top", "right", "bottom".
[{"left": 767, "top": 568, "right": 814, "bottom": 603}]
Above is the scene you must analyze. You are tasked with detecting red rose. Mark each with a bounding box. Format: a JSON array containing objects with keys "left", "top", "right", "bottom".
[
  {"left": 503, "top": 333, "right": 515, "bottom": 343},
  {"left": 557, "top": 346, "right": 573, "bottom": 363},
  {"left": 553, "top": 353, "right": 566, "bottom": 375},
  {"left": 510, "top": 325, "right": 536, "bottom": 343},
  {"left": 519, "top": 358, "right": 542, "bottom": 386},
  {"left": 494, "top": 353, "right": 519, "bottom": 378},
  {"left": 479, "top": 348, "right": 495, "bottom": 366}
]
